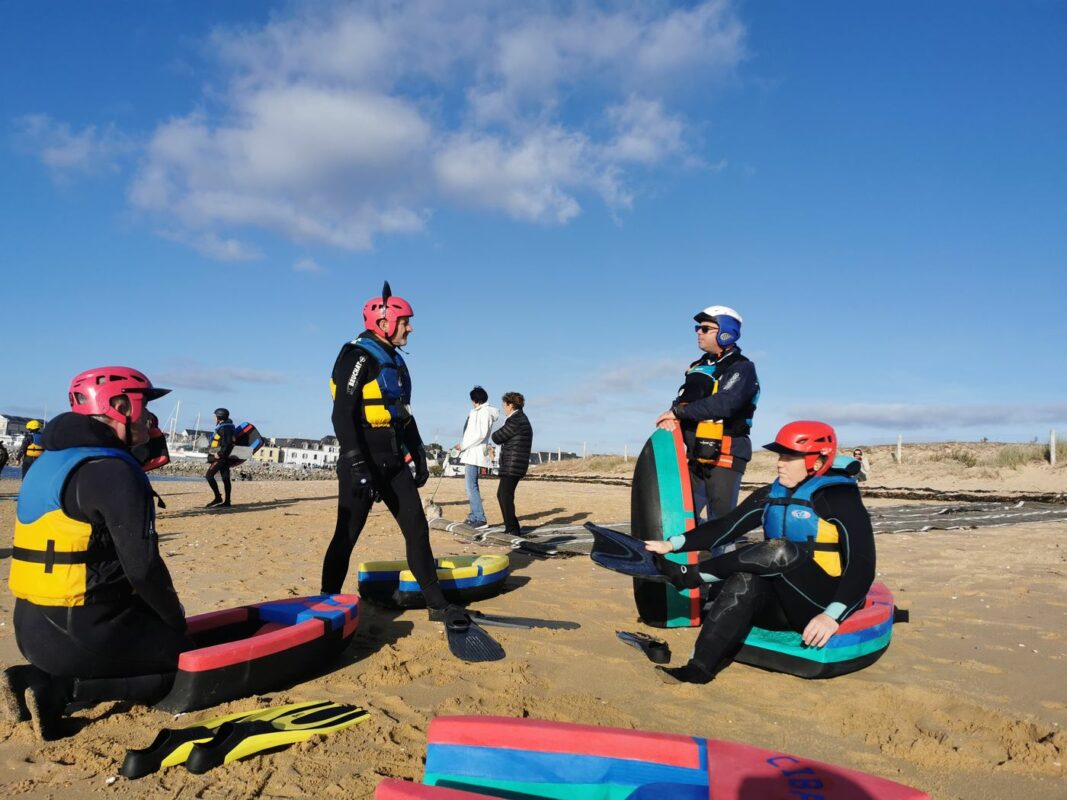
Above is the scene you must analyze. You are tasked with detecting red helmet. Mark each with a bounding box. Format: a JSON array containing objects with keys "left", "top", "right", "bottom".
[
  {"left": 764, "top": 420, "right": 837, "bottom": 476},
  {"left": 68, "top": 366, "right": 171, "bottom": 425},
  {"left": 362, "top": 281, "right": 413, "bottom": 339}
]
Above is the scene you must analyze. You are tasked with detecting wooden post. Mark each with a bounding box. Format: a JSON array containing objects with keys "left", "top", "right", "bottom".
[
  {"left": 1051, "top": 429, "right": 1057, "bottom": 467},
  {"left": 582, "top": 441, "right": 587, "bottom": 459},
  {"left": 623, "top": 444, "right": 628, "bottom": 463},
  {"left": 896, "top": 435, "right": 903, "bottom": 464}
]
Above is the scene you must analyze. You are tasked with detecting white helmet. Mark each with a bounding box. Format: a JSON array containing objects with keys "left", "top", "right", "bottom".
[{"left": 693, "top": 305, "right": 743, "bottom": 347}]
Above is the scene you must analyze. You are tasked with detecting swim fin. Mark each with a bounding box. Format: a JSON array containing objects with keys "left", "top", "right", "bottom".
[
  {"left": 616, "top": 630, "right": 671, "bottom": 664},
  {"left": 120, "top": 700, "right": 338, "bottom": 778},
  {"left": 468, "top": 611, "right": 580, "bottom": 631},
  {"left": 184, "top": 701, "right": 370, "bottom": 774},
  {"left": 444, "top": 615, "right": 505, "bottom": 663},
  {"left": 586, "top": 523, "right": 668, "bottom": 581}
]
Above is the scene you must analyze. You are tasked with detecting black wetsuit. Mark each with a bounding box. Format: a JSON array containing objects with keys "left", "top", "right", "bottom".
[
  {"left": 0, "top": 443, "right": 8, "bottom": 472},
  {"left": 671, "top": 346, "right": 759, "bottom": 520},
  {"left": 18, "top": 431, "right": 42, "bottom": 477},
  {"left": 206, "top": 418, "right": 235, "bottom": 503},
  {"left": 667, "top": 479, "right": 875, "bottom": 679},
  {"left": 320, "top": 331, "right": 442, "bottom": 607},
  {"left": 13, "top": 413, "right": 191, "bottom": 708}
]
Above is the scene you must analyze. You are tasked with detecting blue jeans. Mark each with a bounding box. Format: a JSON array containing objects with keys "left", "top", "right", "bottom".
[{"left": 465, "top": 465, "right": 486, "bottom": 524}]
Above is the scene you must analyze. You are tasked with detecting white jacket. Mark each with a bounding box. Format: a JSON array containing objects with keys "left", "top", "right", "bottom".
[{"left": 458, "top": 404, "right": 500, "bottom": 467}]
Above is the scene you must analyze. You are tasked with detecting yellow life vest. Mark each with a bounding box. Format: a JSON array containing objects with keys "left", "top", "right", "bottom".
[{"left": 10, "top": 447, "right": 146, "bottom": 606}]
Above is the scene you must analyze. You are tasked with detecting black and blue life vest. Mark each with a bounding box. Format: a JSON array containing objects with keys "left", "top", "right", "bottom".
[
  {"left": 762, "top": 473, "right": 856, "bottom": 577},
  {"left": 24, "top": 431, "right": 44, "bottom": 459},
  {"left": 350, "top": 335, "right": 412, "bottom": 428},
  {"left": 683, "top": 349, "right": 759, "bottom": 468},
  {"left": 11, "top": 447, "right": 150, "bottom": 606}
]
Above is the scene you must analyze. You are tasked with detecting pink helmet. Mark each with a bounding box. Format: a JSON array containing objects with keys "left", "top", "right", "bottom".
[
  {"left": 68, "top": 366, "right": 171, "bottom": 425},
  {"left": 362, "top": 281, "right": 413, "bottom": 338}
]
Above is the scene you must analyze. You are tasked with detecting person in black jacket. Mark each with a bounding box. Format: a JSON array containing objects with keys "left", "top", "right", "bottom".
[
  {"left": 16, "top": 420, "right": 44, "bottom": 477},
  {"left": 2, "top": 366, "right": 190, "bottom": 740},
  {"left": 645, "top": 421, "right": 875, "bottom": 685},
  {"left": 205, "top": 408, "right": 235, "bottom": 507},
  {"left": 491, "top": 392, "right": 533, "bottom": 536},
  {"left": 656, "top": 305, "right": 759, "bottom": 521}
]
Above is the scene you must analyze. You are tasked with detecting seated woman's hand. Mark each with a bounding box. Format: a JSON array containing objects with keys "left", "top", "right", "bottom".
[
  {"left": 801, "top": 613, "right": 839, "bottom": 648},
  {"left": 645, "top": 540, "right": 674, "bottom": 555}
]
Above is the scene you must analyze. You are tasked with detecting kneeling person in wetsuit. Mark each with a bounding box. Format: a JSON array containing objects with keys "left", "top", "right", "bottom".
[
  {"left": 205, "top": 407, "right": 235, "bottom": 507},
  {"left": 646, "top": 420, "right": 875, "bottom": 684},
  {"left": 321, "top": 283, "right": 462, "bottom": 626},
  {"left": 2, "top": 367, "right": 190, "bottom": 739}
]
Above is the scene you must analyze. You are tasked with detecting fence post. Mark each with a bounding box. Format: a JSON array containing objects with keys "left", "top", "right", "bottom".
[
  {"left": 896, "top": 434, "right": 903, "bottom": 464},
  {"left": 1051, "top": 429, "right": 1057, "bottom": 467},
  {"left": 623, "top": 444, "right": 628, "bottom": 463}
]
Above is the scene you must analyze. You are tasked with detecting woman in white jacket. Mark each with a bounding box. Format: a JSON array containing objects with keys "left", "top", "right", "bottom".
[{"left": 453, "top": 386, "right": 499, "bottom": 527}]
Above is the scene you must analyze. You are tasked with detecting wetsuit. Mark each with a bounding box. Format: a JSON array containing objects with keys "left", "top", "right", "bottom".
[
  {"left": 10, "top": 413, "right": 190, "bottom": 714},
  {"left": 0, "top": 443, "right": 9, "bottom": 472},
  {"left": 672, "top": 346, "right": 759, "bottom": 520},
  {"left": 18, "top": 431, "right": 44, "bottom": 477},
  {"left": 320, "top": 331, "right": 441, "bottom": 606},
  {"left": 206, "top": 417, "right": 235, "bottom": 504},
  {"left": 661, "top": 477, "right": 875, "bottom": 681}
]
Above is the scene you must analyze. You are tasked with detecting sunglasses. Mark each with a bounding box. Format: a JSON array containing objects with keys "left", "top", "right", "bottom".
[{"left": 694, "top": 325, "right": 719, "bottom": 334}]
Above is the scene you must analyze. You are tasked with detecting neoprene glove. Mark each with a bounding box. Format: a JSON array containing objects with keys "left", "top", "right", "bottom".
[
  {"left": 350, "top": 460, "right": 379, "bottom": 501},
  {"left": 653, "top": 554, "right": 705, "bottom": 590},
  {"left": 413, "top": 458, "right": 430, "bottom": 488}
]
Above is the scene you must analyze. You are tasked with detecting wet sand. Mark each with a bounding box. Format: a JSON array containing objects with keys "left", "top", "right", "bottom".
[{"left": 0, "top": 474, "right": 1064, "bottom": 799}]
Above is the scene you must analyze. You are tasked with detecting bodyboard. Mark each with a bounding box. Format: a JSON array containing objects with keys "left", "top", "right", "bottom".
[
  {"left": 630, "top": 428, "right": 702, "bottom": 628},
  {"left": 420, "top": 716, "right": 930, "bottom": 799},
  {"left": 218, "top": 422, "right": 264, "bottom": 465}
]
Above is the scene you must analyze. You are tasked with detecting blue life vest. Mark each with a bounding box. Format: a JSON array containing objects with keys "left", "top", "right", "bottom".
[
  {"left": 352, "top": 336, "right": 412, "bottom": 428},
  {"left": 11, "top": 447, "right": 150, "bottom": 606},
  {"left": 25, "top": 431, "right": 44, "bottom": 459},
  {"left": 762, "top": 474, "right": 856, "bottom": 577}
]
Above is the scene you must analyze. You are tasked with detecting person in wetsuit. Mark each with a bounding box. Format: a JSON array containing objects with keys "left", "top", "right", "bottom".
[
  {"left": 2, "top": 367, "right": 189, "bottom": 740},
  {"left": 320, "top": 282, "right": 462, "bottom": 623},
  {"left": 17, "top": 420, "right": 44, "bottom": 477},
  {"left": 205, "top": 407, "right": 235, "bottom": 507},
  {"left": 655, "top": 305, "right": 759, "bottom": 521},
  {"left": 646, "top": 420, "right": 875, "bottom": 684}
]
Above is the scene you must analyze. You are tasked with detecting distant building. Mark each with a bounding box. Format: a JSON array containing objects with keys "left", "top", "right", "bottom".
[
  {"left": 252, "top": 437, "right": 340, "bottom": 468},
  {"left": 0, "top": 414, "right": 44, "bottom": 438}
]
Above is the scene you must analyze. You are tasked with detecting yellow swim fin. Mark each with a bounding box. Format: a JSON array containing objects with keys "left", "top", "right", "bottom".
[
  {"left": 120, "top": 700, "right": 345, "bottom": 779},
  {"left": 185, "top": 701, "right": 370, "bottom": 773}
]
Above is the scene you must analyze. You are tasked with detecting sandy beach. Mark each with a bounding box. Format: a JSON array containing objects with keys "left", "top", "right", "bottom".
[{"left": 1, "top": 463, "right": 1065, "bottom": 799}]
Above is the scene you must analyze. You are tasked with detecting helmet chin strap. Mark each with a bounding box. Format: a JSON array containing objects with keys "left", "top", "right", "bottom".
[{"left": 124, "top": 414, "right": 134, "bottom": 447}]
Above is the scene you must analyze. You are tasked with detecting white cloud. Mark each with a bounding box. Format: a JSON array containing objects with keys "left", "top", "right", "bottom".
[
  {"left": 14, "top": 114, "right": 132, "bottom": 178},
  {"left": 293, "top": 257, "right": 323, "bottom": 273},
  {"left": 155, "top": 362, "right": 287, "bottom": 392},
  {"left": 790, "top": 402, "right": 1067, "bottom": 430},
  {"left": 24, "top": 1, "right": 746, "bottom": 257}
]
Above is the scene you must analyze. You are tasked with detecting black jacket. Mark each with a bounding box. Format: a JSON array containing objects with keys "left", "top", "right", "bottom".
[{"left": 492, "top": 409, "right": 533, "bottom": 478}]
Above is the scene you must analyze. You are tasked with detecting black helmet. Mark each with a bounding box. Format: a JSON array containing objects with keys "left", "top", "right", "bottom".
[{"left": 214, "top": 407, "right": 230, "bottom": 419}]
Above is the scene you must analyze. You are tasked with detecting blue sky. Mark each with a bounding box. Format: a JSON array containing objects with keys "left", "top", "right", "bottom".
[{"left": 2, "top": 1, "right": 1064, "bottom": 453}]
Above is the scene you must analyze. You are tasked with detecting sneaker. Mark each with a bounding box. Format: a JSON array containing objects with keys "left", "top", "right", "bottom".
[
  {"left": 205, "top": 497, "right": 223, "bottom": 507},
  {"left": 464, "top": 517, "right": 487, "bottom": 528},
  {"left": 472, "top": 521, "right": 490, "bottom": 531}
]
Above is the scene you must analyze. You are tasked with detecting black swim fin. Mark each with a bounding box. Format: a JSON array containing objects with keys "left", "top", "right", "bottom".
[
  {"left": 444, "top": 615, "right": 505, "bottom": 663},
  {"left": 616, "top": 630, "right": 671, "bottom": 664},
  {"left": 120, "top": 700, "right": 340, "bottom": 778},
  {"left": 586, "top": 523, "right": 669, "bottom": 581},
  {"left": 468, "top": 611, "right": 580, "bottom": 631},
  {"left": 184, "top": 702, "right": 370, "bottom": 774}
]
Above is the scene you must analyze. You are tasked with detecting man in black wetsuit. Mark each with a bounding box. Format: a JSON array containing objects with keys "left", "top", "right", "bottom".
[
  {"left": 320, "top": 283, "right": 460, "bottom": 623},
  {"left": 646, "top": 420, "right": 876, "bottom": 684},
  {"left": 2, "top": 366, "right": 189, "bottom": 739},
  {"left": 656, "top": 305, "right": 759, "bottom": 521},
  {"left": 205, "top": 407, "right": 235, "bottom": 507}
]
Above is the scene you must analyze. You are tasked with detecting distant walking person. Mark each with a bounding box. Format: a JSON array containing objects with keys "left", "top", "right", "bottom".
[
  {"left": 492, "top": 393, "right": 533, "bottom": 537},
  {"left": 454, "top": 386, "right": 499, "bottom": 528},
  {"left": 656, "top": 305, "right": 759, "bottom": 521},
  {"left": 0, "top": 441, "right": 9, "bottom": 473},
  {"left": 852, "top": 448, "right": 871, "bottom": 482},
  {"left": 17, "top": 420, "right": 45, "bottom": 477},
  {"left": 205, "top": 408, "right": 235, "bottom": 507}
]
